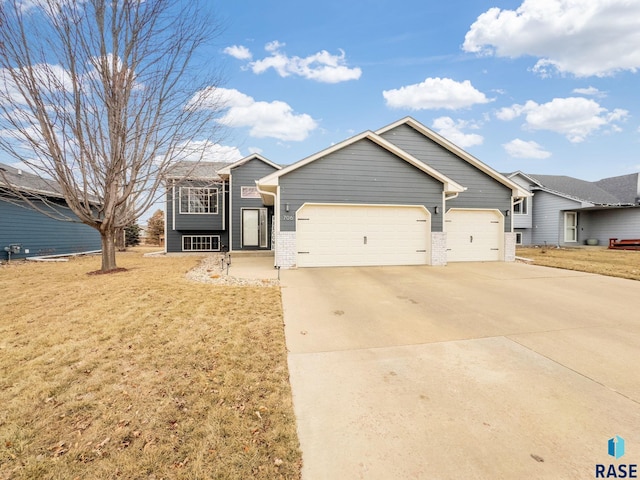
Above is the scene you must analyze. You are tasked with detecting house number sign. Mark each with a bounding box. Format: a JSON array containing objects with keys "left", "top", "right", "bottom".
[{"left": 283, "top": 214, "right": 294, "bottom": 221}]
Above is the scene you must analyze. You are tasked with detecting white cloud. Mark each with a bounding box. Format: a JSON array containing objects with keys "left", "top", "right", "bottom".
[
  {"left": 383, "top": 77, "right": 491, "bottom": 110},
  {"left": 572, "top": 86, "right": 606, "bottom": 97},
  {"left": 178, "top": 140, "right": 243, "bottom": 163},
  {"left": 202, "top": 87, "right": 317, "bottom": 141},
  {"left": 431, "top": 117, "right": 483, "bottom": 148},
  {"left": 248, "top": 41, "right": 361, "bottom": 83},
  {"left": 503, "top": 139, "right": 551, "bottom": 159},
  {"left": 463, "top": 0, "right": 640, "bottom": 77},
  {"left": 223, "top": 45, "right": 252, "bottom": 61},
  {"left": 496, "top": 97, "right": 629, "bottom": 142}
]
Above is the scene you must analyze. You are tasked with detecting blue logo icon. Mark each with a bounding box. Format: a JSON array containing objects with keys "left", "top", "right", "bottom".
[{"left": 608, "top": 436, "right": 625, "bottom": 459}]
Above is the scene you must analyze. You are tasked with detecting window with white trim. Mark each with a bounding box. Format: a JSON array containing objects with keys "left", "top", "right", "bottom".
[
  {"left": 179, "top": 187, "right": 218, "bottom": 214},
  {"left": 514, "top": 198, "right": 528, "bottom": 215},
  {"left": 241, "top": 186, "right": 260, "bottom": 198},
  {"left": 182, "top": 235, "right": 220, "bottom": 251},
  {"left": 515, "top": 232, "right": 523, "bottom": 245}
]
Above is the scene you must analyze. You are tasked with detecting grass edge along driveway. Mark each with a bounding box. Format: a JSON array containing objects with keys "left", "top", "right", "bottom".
[{"left": 0, "top": 249, "right": 302, "bottom": 480}]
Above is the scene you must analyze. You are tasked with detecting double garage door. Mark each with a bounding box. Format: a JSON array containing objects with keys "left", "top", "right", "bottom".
[
  {"left": 294, "top": 204, "right": 504, "bottom": 267},
  {"left": 296, "top": 204, "right": 430, "bottom": 268}
]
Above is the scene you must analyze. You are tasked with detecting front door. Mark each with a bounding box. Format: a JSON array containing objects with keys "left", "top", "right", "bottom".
[
  {"left": 242, "top": 208, "right": 268, "bottom": 248},
  {"left": 564, "top": 212, "right": 577, "bottom": 243}
]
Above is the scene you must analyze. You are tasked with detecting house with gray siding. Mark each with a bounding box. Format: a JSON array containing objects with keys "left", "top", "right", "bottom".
[
  {"left": 164, "top": 155, "right": 280, "bottom": 254},
  {"left": 507, "top": 171, "right": 640, "bottom": 247},
  {"left": 0, "top": 162, "right": 101, "bottom": 260},
  {"left": 165, "top": 117, "right": 530, "bottom": 267}
]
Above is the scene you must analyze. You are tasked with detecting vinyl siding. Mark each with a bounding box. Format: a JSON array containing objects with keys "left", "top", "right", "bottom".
[
  {"left": 0, "top": 198, "right": 101, "bottom": 259},
  {"left": 380, "top": 124, "right": 513, "bottom": 231},
  {"left": 165, "top": 179, "right": 228, "bottom": 252},
  {"left": 278, "top": 138, "right": 444, "bottom": 232},
  {"left": 230, "top": 159, "right": 278, "bottom": 250},
  {"left": 579, "top": 208, "right": 640, "bottom": 245},
  {"left": 531, "top": 191, "right": 581, "bottom": 245}
]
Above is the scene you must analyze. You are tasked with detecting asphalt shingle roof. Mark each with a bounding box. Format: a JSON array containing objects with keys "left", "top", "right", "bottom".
[
  {"left": 594, "top": 173, "right": 640, "bottom": 204},
  {"left": 165, "top": 161, "right": 230, "bottom": 180},
  {"left": 0, "top": 162, "right": 62, "bottom": 197},
  {"left": 527, "top": 174, "right": 623, "bottom": 205}
]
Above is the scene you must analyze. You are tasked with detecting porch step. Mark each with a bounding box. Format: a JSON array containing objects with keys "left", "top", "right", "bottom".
[{"left": 229, "top": 250, "right": 275, "bottom": 258}]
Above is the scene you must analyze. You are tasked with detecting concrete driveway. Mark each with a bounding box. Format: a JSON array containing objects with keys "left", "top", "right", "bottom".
[{"left": 280, "top": 262, "right": 640, "bottom": 479}]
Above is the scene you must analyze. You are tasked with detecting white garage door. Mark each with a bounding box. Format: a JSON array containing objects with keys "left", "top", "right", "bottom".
[
  {"left": 296, "top": 204, "right": 430, "bottom": 267},
  {"left": 445, "top": 209, "right": 504, "bottom": 262}
]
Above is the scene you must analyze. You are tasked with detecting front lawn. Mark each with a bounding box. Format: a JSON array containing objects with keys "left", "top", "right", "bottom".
[
  {"left": 517, "top": 246, "right": 640, "bottom": 281},
  {"left": 0, "top": 249, "right": 301, "bottom": 479}
]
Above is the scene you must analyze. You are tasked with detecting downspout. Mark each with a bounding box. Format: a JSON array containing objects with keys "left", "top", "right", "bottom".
[
  {"left": 255, "top": 181, "right": 278, "bottom": 267},
  {"left": 221, "top": 179, "right": 226, "bottom": 230}
]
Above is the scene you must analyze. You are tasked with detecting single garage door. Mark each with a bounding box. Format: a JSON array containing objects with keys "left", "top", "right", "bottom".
[
  {"left": 445, "top": 209, "right": 503, "bottom": 262},
  {"left": 296, "top": 204, "right": 430, "bottom": 267}
]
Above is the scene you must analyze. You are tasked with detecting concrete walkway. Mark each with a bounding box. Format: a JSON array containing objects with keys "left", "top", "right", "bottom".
[{"left": 280, "top": 262, "right": 640, "bottom": 479}]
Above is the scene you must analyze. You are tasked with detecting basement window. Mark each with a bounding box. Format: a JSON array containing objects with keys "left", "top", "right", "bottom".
[{"left": 182, "top": 235, "right": 220, "bottom": 252}]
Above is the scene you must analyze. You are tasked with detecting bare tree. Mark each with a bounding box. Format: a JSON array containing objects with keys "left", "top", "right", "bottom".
[{"left": 0, "top": 0, "right": 224, "bottom": 272}]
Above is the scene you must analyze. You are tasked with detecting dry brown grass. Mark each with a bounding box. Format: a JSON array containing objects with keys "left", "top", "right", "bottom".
[
  {"left": 517, "top": 246, "right": 640, "bottom": 281},
  {"left": 0, "top": 248, "right": 301, "bottom": 479}
]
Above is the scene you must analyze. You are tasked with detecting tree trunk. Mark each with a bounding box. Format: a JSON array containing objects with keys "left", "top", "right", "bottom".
[
  {"left": 100, "top": 229, "right": 118, "bottom": 272},
  {"left": 115, "top": 226, "right": 126, "bottom": 251}
]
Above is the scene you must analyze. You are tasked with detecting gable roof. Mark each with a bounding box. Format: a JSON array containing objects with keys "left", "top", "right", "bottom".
[
  {"left": 257, "top": 130, "right": 466, "bottom": 194},
  {"left": 0, "top": 162, "right": 63, "bottom": 198},
  {"left": 165, "top": 161, "right": 230, "bottom": 181},
  {"left": 512, "top": 172, "right": 639, "bottom": 206},
  {"left": 376, "top": 117, "right": 530, "bottom": 198},
  {"left": 216, "top": 154, "right": 281, "bottom": 176},
  {"left": 529, "top": 174, "right": 622, "bottom": 205},
  {"left": 594, "top": 173, "right": 640, "bottom": 204}
]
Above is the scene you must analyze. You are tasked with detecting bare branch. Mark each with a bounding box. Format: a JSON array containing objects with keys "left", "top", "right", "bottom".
[{"left": 0, "top": 0, "right": 226, "bottom": 271}]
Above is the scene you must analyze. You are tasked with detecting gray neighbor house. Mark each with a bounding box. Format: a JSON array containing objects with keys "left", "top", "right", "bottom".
[
  {"left": 0, "top": 162, "right": 101, "bottom": 260},
  {"left": 508, "top": 172, "right": 640, "bottom": 247},
  {"left": 165, "top": 116, "right": 640, "bottom": 267}
]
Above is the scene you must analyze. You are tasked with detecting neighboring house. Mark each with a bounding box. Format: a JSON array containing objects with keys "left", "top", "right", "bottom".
[
  {"left": 165, "top": 117, "right": 530, "bottom": 268},
  {"left": 0, "top": 162, "right": 102, "bottom": 260},
  {"left": 507, "top": 171, "right": 640, "bottom": 247}
]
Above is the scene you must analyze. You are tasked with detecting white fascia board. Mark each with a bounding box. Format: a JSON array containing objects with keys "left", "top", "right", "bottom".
[
  {"left": 216, "top": 154, "right": 281, "bottom": 177},
  {"left": 507, "top": 171, "right": 543, "bottom": 188},
  {"left": 377, "top": 117, "right": 531, "bottom": 199},
  {"left": 256, "top": 130, "right": 465, "bottom": 194}
]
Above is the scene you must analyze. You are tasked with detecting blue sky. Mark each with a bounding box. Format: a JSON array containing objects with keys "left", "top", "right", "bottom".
[{"left": 206, "top": 0, "right": 640, "bottom": 181}]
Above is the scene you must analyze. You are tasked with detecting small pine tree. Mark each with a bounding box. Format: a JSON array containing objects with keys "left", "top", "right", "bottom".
[
  {"left": 125, "top": 224, "right": 141, "bottom": 247},
  {"left": 147, "top": 210, "right": 164, "bottom": 245}
]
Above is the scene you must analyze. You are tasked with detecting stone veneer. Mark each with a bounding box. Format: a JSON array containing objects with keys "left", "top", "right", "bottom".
[
  {"left": 276, "top": 231, "right": 297, "bottom": 269},
  {"left": 504, "top": 232, "right": 516, "bottom": 262},
  {"left": 431, "top": 232, "right": 447, "bottom": 266}
]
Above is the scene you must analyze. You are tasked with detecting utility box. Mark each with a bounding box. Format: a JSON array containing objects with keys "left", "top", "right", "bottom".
[{"left": 4, "top": 244, "right": 21, "bottom": 254}]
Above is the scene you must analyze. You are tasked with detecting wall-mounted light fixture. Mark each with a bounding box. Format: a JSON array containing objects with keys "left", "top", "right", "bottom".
[
  {"left": 285, "top": 203, "right": 290, "bottom": 212},
  {"left": 505, "top": 209, "right": 510, "bottom": 217},
  {"left": 434, "top": 205, "right": 440, "bottom": 214}
]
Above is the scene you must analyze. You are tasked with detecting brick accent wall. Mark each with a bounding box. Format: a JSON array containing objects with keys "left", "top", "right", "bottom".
[
  {"left": 276, "top": 231, "right": 297, "bottom": 268},
  {"left": 431, "top": 232, "right": 447, "bottom": 266},
  {"left": 504, "top": 232, "right": 516, "bottom": 262}
]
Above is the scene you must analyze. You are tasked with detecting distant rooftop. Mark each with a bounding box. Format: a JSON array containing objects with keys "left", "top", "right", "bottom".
[
  {"left": 0, "top": 162, "right": 63, "bottom": 197},
  {"left": 510, "top": 171, "right": 640, "bottom": 206}
]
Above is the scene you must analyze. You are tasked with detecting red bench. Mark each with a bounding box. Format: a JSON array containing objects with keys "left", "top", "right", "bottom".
[{"left": 609, "top": 238, "right": 640, "bottom": 250}]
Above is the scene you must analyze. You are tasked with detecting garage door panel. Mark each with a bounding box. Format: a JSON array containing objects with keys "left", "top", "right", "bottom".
[
  {"left": 446, "top": 209, "right": 503, "bottom": 262},
  {"left": 296, "top": 204, "right": 430, "bottom": 267}
]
